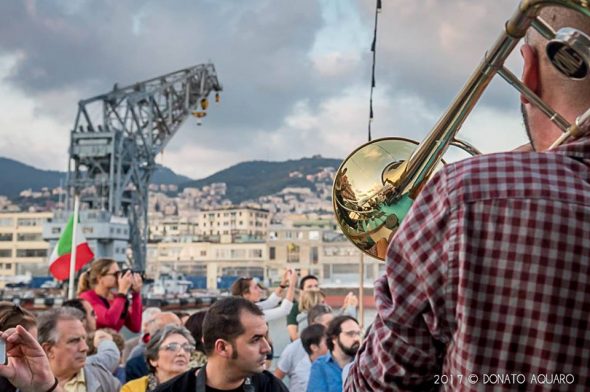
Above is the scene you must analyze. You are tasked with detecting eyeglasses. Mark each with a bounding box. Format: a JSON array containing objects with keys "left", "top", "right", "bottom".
[
  {"left": 160, "top": 342, "right": 195, "bottom": 354},
  {"left": 340, "top": 330, "right": 362, "bottom": 338}
]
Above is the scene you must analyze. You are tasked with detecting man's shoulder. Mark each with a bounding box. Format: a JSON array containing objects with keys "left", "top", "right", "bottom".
[
  {"left": 313, "top": 353, "right": 332, "bottom": 366},
  {"left": 439, "top": 150, "right": 575, "bottom": 203},
  {"left": 251, "top": 370, "right": 289, "bottom": 391},
  {"left": 154, "top": 369, "right": 287, "bottom": 392},
  {"left": 84, "top": 359, "right": 121, "bottom": 392},
  {"left": 282, "top": 338, "right": 301, "bottom": 355}
]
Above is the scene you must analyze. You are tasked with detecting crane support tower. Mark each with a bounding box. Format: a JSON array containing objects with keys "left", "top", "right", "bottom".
[{"left": 57, "top": 64, "right": 222, "bottom": 271}]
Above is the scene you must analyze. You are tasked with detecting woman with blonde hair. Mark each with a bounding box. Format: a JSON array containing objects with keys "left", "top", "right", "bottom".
[
  {"left": 78, "top": 258, "right": 142, "bottom": 333},
  {"left": 295, "top": 289, "right": 326, "bottom": 332}
]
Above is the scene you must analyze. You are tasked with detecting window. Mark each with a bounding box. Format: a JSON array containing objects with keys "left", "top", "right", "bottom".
[
  {"left": 269, "top": 246, "right": 276, "bottom": 260},
  {"left": 52, "top": 227, "right": 61, "bottom": 235},
  {"left": 0, "top": 218, "right": 13, "bottom": 227},
  {"left": 231, "top": 249, "right": 246, "bottom": 258},
  {"left": 287, "top": 243, "right": 300, "bottom": 263},
  {"left": 17, "top": 233, "right": 42, "bottom": 242},
  {"left": 82, "top": 227, "right": 94, "bottom": 235},
  {"left": 0, "top": 249, "right": 11, "bottom": 258},
  {"left": 250, "top": 249, "right": 263, "bottom": 258},
  {"left": 310, "top": 246, "right": 318, "bottom": 264},
  {"left": 17, "top": 218, "right": 46, "bottom": 227},
  {"left": 333, "top": 264, "right": 358, "bottom": 274},
  {"left": 0, "top": 233, "right": 12, "bottom": 242},
  {"left": 16, "top": 249, "right": 47, "bottom": 257},
  {"left": 309, "top": 231, "right": 320, "bottom": 240}
]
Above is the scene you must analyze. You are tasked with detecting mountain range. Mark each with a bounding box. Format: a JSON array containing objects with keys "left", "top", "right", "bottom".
[{"left": 0, "top": 156, "right": 341, "bottom": 203}]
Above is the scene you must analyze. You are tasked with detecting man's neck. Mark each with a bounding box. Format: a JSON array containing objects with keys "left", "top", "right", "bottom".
[
  {"left": 330, "top": 349, "right": 352, "bottom": 369},
  {"left": 203, "top": 359, "right": 247, "bottom": 390},
  {"left": 309, "top": 352, "right": 322, "bottom": 362},
  {"left": 55, "top": 367, "right": 81, "bottom": 387}
]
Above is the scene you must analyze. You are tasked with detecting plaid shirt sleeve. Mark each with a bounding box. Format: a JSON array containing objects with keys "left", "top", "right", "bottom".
[{"left": 345, "top": 167, "right": 457, "bottom": 391}]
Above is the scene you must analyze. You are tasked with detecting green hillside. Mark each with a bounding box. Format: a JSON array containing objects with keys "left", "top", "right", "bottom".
[{"left": 180, "top": 156, "right": 341, "bottom": 203}]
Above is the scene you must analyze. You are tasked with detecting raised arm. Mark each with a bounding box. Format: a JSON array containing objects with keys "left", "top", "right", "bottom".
[{"left": 0, "top": 326, "right": 58, "bottom": 392}]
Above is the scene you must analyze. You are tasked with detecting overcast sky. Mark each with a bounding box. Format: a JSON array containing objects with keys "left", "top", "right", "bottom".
[{"left": 0, "top": 0, "right": 529, "bottom": 179}]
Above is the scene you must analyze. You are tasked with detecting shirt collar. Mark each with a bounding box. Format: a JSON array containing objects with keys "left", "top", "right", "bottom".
[{"left": 64, "top": 369, "right": 86, "bottom": 391}]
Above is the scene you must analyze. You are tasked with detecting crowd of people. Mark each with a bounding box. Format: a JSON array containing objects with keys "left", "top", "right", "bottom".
[{"left": 0, "top": 260, "right": 360, "bottom": 392}]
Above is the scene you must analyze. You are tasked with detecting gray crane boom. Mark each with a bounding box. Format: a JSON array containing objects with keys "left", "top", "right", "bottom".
[{"left": 64, "top": 63, "right": 222, "bottom": 271}]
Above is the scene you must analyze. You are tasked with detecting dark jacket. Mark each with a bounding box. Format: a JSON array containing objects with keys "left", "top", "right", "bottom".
[
  {"left": 154, "top": 367, "right": 288, "bottom": 392},
  {"left": 125, "top": 354, "right": 149, "bottom": 382}
]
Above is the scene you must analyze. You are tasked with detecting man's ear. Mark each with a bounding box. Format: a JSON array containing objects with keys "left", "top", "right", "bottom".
[
  {"left": 521, "top": 43, "right": 540, "bottom": 104},
  {"left": 42, "top": 342, "right": 54, "bottom": 359},
  {"left": 309, "top": 343, "right": 319, "bottom": 354},
  {"left": 214, "top": 339, "right": 233, "bottom": 359}
]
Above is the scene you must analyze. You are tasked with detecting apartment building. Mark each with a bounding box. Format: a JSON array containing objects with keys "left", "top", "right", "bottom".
[
  {"left": 0, "top": 211, "right": 52, "bottom": 278},
  {"left": 267, "top": 220, "right": 382, "bottom": 286},
  {"left": 149, "top": 206, "right": 270, "bottom": 243},
  {"left": 145, "top": 213, "right": 381, "bottom": 289}
]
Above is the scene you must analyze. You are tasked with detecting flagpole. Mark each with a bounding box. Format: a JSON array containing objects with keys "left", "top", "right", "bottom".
[{"left": 68, "top": 194, "right": 80, "bottom": 300}]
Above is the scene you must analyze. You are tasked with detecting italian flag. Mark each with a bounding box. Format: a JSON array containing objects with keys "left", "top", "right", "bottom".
[{"left": 49, "top": 215, "right": 95, "bottom": 281}]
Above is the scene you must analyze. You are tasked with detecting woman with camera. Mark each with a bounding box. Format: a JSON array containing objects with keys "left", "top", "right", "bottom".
[{"left": 78, "top": 258, "right": 143, "bottom": 333}]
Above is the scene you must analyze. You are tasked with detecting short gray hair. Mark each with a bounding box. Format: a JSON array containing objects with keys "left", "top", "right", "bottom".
[
  {"left": 38, "top": 307, "right": 85, "bottom": 345},
  {"left": 145, "top": 325, "right": 195, "bottom": 373}
]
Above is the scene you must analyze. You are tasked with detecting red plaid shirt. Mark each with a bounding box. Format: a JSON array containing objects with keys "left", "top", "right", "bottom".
[{"left": 345, "top": 136, "right": 590, "bottom": 391}]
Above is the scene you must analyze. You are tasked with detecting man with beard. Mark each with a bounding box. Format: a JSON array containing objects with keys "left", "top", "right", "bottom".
[
  {"left": 345, "top": 5, "right": 590, "bottom": 392},
  {"left": 154, "top": 297, "right": 288, "bottom": 392},
  {"left": 307, "top": 316, "right": 361, "bottom": 392},
  {"left": 38, "top": 307, "right": 121, "bottom": 392}
]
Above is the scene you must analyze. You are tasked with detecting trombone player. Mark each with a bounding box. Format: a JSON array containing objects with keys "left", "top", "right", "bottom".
[{"left": 345, "top": 4, "right": 590, "bottom": 391}]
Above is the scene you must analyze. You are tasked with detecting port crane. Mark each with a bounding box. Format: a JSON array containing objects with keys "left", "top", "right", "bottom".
[{"left": 62, "top": 64, "right": 222, "bottom": 271}]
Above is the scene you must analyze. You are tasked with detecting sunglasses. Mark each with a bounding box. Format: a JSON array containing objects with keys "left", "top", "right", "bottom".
[{"left": 160, "top": 342, "right": 195, "bottom": 354}]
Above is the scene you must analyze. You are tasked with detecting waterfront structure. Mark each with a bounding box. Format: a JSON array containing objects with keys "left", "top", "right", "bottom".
[{"left": 43, "top": 210, "right": 130, "bottom": 264}]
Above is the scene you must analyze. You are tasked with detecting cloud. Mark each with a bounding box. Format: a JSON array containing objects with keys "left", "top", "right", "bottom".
[{"left": 0, "top": 0, "right": 536, "bottom": 179}]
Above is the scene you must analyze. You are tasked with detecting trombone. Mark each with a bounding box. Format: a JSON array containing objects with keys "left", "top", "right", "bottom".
[{"left": 333, "top": 0, "right": 590, "bottom": 260}]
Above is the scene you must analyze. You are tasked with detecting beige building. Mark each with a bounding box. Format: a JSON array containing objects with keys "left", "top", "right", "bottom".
[
  {"left": 146, "top": 214, "right": 381, "bottom": 289},
  {"left": 147, "top": 240, "right": 267, "bottom": 289},
  {"left": 149, "top": 206, "right": 270, "bottom": 243},
  {"left": 0, "top": 212, "right": 52, "bottom": 279},
  {"left": 267, "top": 220, "right": 382, "bottom": 287}
]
